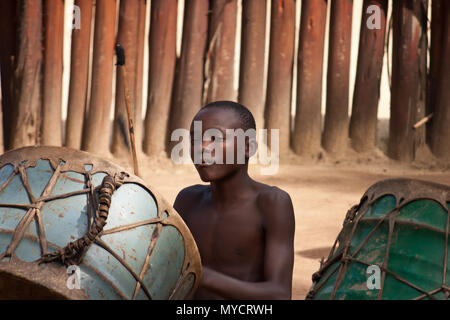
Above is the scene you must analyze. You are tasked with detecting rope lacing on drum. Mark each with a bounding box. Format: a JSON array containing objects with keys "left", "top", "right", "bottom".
[
  {"left": 343, "top": 195, "right": 368, "bottom": 226},
  {"left": 39, "top": 172, "right": 127, "bottom": 266},
  {"left": 442, "top": 287, "right": 450, "bottom": 300}
]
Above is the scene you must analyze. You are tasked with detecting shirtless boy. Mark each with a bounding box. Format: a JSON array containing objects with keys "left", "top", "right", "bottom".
[{"left": 174, "top": 101, "right": 295, "bottom": 300}]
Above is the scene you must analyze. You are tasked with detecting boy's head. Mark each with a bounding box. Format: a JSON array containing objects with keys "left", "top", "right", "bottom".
[{"left": 190, "top": 101, "right": 257, "bottom": 182}]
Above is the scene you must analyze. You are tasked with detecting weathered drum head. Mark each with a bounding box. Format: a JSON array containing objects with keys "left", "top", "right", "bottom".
[
  {"left": 307, "top": 178, "right": 450, "bottom": 300},
  {"left": 0, "top": 146, "right": 201, "bottom": 299}
]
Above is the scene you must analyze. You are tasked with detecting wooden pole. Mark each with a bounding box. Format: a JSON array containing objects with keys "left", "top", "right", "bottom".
[
  {"left": 112, "top": 0, "right": 140, "bottom": 157},
  {"left": 134, "top": 0, "right": 146, "bottom": 153},
  {"left": 428, "top": 0, "right": 444, "bottom": 145},
  {"left": 204, "top": 0, "right": 237, "bottom": 103},
  {"left": 41, "top": 0, "right": 64, "bottom": 146},
  {"left": 65, "top": 0, "right": 93, "bottom": 149},
  {"left": 292, "top": 0, "right": 328, "bottom": 156},
  {"left": 0, "top": 0, "right": 18, "bottom": 150},
  {"left": 0, "top": 102, "right": 3, "bottom": 154},
  {"left": 122, "top": 66, "right": 140, "bottom": 177},
  {"left": 430, "top": 2, "right": 450, "bottom": 159},
  {"left": 169, "top": 0, "right": 209, "bottom": 151},
  {"left": 265, "top": 0, "right": 295, "bottom": 155},
  {"left": 143, "top": 0, "right": 177, "bottom": 156},
  {"left": 389, "top": 0, "right": 427, "bottom": 161},
  {"left": 10, "top": 0, "right": 43, "bottom": 149},
  {"left": 322, "top": 0, "right": 353, "bottom": 155},
  {"left": 349, "top": 0, "right": 388, "bottom": 152},
  {"left": 82, "top": 0, "right": 116, "bottom": 155},
  {"left": 416, "top": 1, "right": 428, "bottom": 150},
  {"left": 116, "top": 45, "right": 140, "bottom": 177},
  {"left": 238, "top": 0, "right": 266, "bottom": 130}
]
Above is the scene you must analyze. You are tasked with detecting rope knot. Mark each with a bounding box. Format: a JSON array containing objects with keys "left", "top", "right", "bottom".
[{"left": 39, "top": 173, "right": 126, "bottom": 266}]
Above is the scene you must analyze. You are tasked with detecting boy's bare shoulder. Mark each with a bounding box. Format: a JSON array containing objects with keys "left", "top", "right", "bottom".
[
  {"left": 255, "top": 183, "right": 292, "bottom": 205},
  {"left": 255, "top": 183, "right": 295, "bottom": 224},
  {"left": 176, "top": 184, "right": 209, "bottom": 199},
  {"left": 174, "top": 184, "right": 209, "bottom": 215}
]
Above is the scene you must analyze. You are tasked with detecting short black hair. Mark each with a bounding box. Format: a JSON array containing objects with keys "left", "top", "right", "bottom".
[{"left": 201, "top": 101, "right": 256, "bottom": 131}]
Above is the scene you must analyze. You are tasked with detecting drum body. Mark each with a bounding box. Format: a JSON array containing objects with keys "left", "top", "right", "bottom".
[
  {"left": 0, "top": 146, "right": 201, "bottom": 299},
  {"left": 307, "top": 178, "right": 450, "bottom": 300}
]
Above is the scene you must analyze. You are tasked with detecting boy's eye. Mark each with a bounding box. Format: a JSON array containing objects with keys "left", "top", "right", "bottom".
[
  {"left": 190, "top": 137, "right": 224, "bottom": 143},
  {"left": 212, "top": 136, "right": 224, "bottom": 142}
]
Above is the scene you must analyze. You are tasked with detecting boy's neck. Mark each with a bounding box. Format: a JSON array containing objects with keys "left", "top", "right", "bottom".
[{"left": 210, "top": 166, "right": 252, "bottom": 205}]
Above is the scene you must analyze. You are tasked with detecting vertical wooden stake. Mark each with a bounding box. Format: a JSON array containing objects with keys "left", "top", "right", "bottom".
[
  {"left": 349, "top": 0, "right": 388, "bottom": 152},
  {"left": 265, "top": 0, "right": 295, "bottom": 155},
  {"left": 238, "top": 0, "right": 267, "bottom": 130},
  {"left": 322, "top": 0, "right": 353, "bottom": 155},
  {"left": 293, "top": 0, "right": 328, "bottom": 156}
]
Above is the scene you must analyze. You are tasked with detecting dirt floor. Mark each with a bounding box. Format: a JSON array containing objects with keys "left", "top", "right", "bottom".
[{"left": 111, "top": 144, "right": 450, "bottom": 300}]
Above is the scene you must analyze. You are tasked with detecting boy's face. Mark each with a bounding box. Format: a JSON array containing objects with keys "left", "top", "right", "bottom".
[{"left": 190, "top": 107, "right": 249, "bottom": 182}]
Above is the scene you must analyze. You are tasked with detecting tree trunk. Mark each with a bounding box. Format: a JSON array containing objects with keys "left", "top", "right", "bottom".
[
  {"left": 388, "top": 0, "right": 427, "bottom": 162},
  {"left": 10, "top": 0, "right": 43, "bottom": 149},
  {"left": 349, "top": 0, "right": 388, "bottom": 152},
  {"left": 238, "top": 0, "right": 266, "bottom": 130},
  {"left": 82, "top": 0, "right": 116, "bottom": 155},
  {"left": 292, "top": 0, "right": 327, "bottom": 156},
  {"left": 134, "top": 0, "right": 146, "bottom": 153},
  {"left": 168, "top": 0, "right": 209, "bottom": 152},
  {"left": 65, "top": 0, "right": 93, "bottom": 149},
  {"left": 112, "top": 0, "right": 140, "bottom": 157},
  {"left": 41, "top": 0, "right": 64, "bottom": 146},
  {"left": 428, "top": 0, "right": 444, "bottom": 145},
  {"left": 322, "top": 0, "right": 353, "bottom": 155},
  {"left": 143, "top": 0, "right": 177, "bottom": 156},
  {"left": 0, "top": 0, "right": 18, "bottom": 150},
  {"left": 265, "top": 0, "right": 295, "bottom": 155},
  {"left": 430, "top": 2, "right": 450, "bottom": 159},
  {"left": 204, "top": 0, "right": 237, "bottom": 103}
]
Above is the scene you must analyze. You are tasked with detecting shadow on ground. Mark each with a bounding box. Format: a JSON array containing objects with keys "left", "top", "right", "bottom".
[{"left": 296, "top": 247, "right": 332, "bottom": 260}]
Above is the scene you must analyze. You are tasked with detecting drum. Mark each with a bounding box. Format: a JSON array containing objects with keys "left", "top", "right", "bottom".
[
  {"left": 307, "top": 178, "right": 450, "bottom": 300},
  {"left": 0, "top": 146, "right": 201, "bottom": 299}
]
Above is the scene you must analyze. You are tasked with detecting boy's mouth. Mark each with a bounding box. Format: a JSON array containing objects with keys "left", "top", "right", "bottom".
[
  {"left": 197, "top": 160, "right": 219, "bottom": 168},
  {"left": 197, "top": 163, "right": 211, "bottom": 168}
]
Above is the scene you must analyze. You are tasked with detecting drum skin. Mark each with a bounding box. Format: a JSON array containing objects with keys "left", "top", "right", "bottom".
[
  {"left": 307, "top": 178, "right": 450, "bottom": 300},
  {"left": 0, "top": 146, "right": 201, "bottom": 299}
]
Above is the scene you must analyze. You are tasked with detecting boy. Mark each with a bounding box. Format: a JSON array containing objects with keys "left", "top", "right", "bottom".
[{"left": 174, "top": 101, "right": 295, "bottom": 299}]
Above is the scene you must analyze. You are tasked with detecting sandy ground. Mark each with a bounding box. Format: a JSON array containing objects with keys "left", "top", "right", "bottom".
[{"left": 111, "top": 145, "right": 450, "bottom": 300}]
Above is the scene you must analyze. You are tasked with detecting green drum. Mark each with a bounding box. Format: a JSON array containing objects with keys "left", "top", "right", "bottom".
[
  {"left": 0, "top": 146, "right": 201, "bottom": 299},
  {"left": 307, "top": 178, "right": 450, "bottom": 300}
]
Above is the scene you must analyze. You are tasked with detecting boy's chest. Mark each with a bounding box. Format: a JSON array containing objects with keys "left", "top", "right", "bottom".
[{"left": 184, "top": 201, "right": 265, "bottom": 264}]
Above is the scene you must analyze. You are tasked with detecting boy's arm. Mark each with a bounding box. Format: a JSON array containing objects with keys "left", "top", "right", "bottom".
[{"left": 200, "top": 188, "right": 295, "bottom": 300}]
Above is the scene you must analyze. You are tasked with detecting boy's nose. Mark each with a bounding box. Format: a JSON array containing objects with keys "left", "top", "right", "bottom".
[
  {"left": 202, "top": 141, "right": 215, "bottom": 155},
  {"left": 191, "top": 140, "right": 211, "bottom": 162},
  {"left": 201, "top": 140, "right": 214, "bottom": 151}
]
